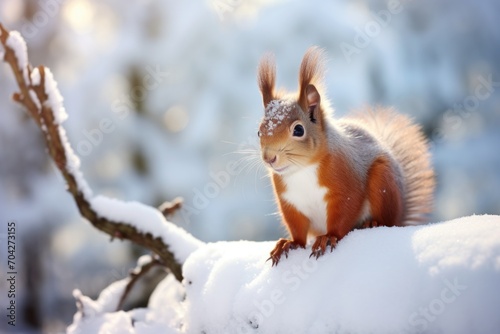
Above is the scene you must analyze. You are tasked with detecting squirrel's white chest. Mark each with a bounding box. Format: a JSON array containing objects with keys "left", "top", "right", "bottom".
[{"left": 282, "top": 164, "right": 328, "bottom": 235}]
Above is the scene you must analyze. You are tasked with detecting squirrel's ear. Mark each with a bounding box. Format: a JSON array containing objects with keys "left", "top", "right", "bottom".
[
  {"left": 305, "top": 84, "right": 321, "bottom": 123},
  {"left": 298, "top": 46, "right": 325, "bottom": 112},
  {"left": 306, "top": 84, "right": 320, "bottom": 107},
  {"left": 257, "top": 53, "right": 276, "bottom": 107}
]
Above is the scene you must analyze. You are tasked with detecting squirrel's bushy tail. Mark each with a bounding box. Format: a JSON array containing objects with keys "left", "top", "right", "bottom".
[{"left": 360, "top": 108, "right": 435, "bottom": 224}]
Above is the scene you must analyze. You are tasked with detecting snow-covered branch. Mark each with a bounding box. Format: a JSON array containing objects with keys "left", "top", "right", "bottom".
[{"left": 0, "top": 23, "right": 203, "bottom": 282}]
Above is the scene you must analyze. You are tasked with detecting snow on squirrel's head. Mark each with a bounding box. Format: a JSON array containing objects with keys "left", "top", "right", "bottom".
[{"left": 257, "top": 46, "right": 332, "bottom": 176}]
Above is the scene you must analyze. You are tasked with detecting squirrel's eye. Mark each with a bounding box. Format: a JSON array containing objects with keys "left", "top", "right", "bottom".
[
  {"left": 257, "top": 131, "right": 262, "bottom": 137},
  {"left": 293, "top": 124, "right": 305, "bottom": 137}
]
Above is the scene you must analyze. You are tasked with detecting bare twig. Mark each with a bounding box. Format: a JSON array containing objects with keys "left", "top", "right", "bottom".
[
  {"left": 116, "top": 256, "right": 163, "bottom": 311},
  {"left": 159, "top": 197, "right": 184, "bottom": 218},
  {"left": 0, "top": 23, "right": 184, "bottom": 281}
]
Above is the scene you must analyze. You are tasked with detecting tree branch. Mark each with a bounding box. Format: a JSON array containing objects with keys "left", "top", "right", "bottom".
[
  {"left": 116, "top": 255, "right": 163, "bottom": 311},
  {"left": 159, "top": 197, "right": 184, "bottom": 218},
  {"left": 0, "top": 23, "right": 185, "bottom": 281}
]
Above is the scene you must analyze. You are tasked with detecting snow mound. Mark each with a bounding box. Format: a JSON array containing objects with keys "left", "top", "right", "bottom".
[
  {"left": 72, "top": 278, "right": 129, "bottom": 318},
  {"left": 68, "top": 215, "right": 500, "bottom": 334}
]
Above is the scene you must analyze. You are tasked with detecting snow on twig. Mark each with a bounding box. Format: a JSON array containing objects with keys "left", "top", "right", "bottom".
[
  {"left": 0, "top": 22, "right": 203, "bottom": 281},
  {"left": 43, "top": 67, "right": 68, "bottom": 124},
  {"left": 74, "top": 278, "right": 130, "bottom": 318},
  {"left": 5, "top": 31, "right": 29, "bottom": 83}
]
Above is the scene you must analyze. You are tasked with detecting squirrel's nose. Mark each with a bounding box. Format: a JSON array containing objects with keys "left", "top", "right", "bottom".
[{"left": 264, "top": 155, "right": 277, "bottom": 165}]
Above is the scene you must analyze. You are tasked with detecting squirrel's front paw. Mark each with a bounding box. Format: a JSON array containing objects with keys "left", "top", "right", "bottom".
[
  {"left": 268, "top": 238, "right": 304, "bottom": 266},
  {"left": 310, "top": 234, "right": 338, "bottom": 259}
]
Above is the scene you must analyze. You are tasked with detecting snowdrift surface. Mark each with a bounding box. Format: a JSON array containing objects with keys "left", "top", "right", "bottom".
[{"left": 68, "top": 215, "right": 500, "bottom": 334}]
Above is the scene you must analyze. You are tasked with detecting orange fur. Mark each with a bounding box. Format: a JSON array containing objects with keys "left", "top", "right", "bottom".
[
  {"left": 258, "top": 47, "right": 435, "bottom": 265},
  {"left": 298, "top": 46, "right": 325, "bottom": 111},
  {"left": 319, "top": 151, "right": 366, "bottom": 239},
  {"left": 366, "top": 157, "right": 404, "bottom": 227},
  {"left": 349, "top": 109, "right": 435, "bottom": 223},
  {"left": 257, "top": 53, "right": 276, "bottom": 106}
]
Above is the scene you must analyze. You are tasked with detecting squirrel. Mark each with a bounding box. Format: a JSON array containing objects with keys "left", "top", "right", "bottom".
[{"left": 256, "top": 47, "right": 435, "bottom": 266}]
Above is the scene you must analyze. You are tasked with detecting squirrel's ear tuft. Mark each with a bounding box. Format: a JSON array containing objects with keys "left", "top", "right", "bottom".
[
  {"left": 298, "top": 46, "right": 325, "bottom": 109},
  {"left": 257, "top": 53, "right": 276, "bottom": 107}
]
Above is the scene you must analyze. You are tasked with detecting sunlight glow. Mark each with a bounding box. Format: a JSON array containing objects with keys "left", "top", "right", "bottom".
[
  {"left": 163, "top": 105, "right": 189, "bottom": 133},
  {"left": 62, "top": 0, "right": 95, "bottom": 32}
]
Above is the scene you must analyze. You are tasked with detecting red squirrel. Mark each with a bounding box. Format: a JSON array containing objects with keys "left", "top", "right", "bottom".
[{"left": 257, "top": 47, "right": 435, "bottom": 265}]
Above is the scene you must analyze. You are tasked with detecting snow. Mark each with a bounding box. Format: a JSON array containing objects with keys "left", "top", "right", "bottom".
[
  {"left": 72, "top": 278, "right": 129, "bottom": 318},
  {"left": 68, "top": 310, "right": 135, "bottom": 334},
  {"left": 31, "top": 67, "right": 40, "bottom": 85},
  {"left": 137, "top": 254, "right": 153, "bottom": 268},
  {"left": 128, "top": 275, "right": 187, "bottom": 333},
  {"left": 262, "top": 100, "right": 293, "bottom": 136},
  {"left": 67, "top": 215, "right": 500, "bottom": 334},
  {"left": 90, "top": 195, "right": 204, "bottom": 263},
  {"left": 5, "top": 30, "right": 29, "bottom": 83},
  {"left": 4, "top": 27, "right": 91, "bottom": 198},
  {"left": 1, "top": 0, "right": 499, "bottom": 331},
  {"left": 68, "top": 272, "right": 185, "bottom": 334},
  {"left": 43, "top": 67, "right": 68, "bottom": 124},
  {"left": 58, "top": 125, "right": 93, "bottom": 199}
]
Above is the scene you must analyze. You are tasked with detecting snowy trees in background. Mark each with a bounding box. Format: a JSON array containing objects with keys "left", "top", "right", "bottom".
[
  {"left": 2, "top": 29, "right": 500, "bottom": 333},
  {"left": 1, "top": 21, "right": 203, "bottom": 329},
  {"left": 1, "top": 0, "right": 500, "bottom": 331},
  {"left": 0, "top": 16, "right": 203, "bottom": 278}
]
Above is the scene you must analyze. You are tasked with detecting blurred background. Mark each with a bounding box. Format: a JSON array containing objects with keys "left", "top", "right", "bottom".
[{"left": 0, "top": 0, "right": 499, "bottom": 332}]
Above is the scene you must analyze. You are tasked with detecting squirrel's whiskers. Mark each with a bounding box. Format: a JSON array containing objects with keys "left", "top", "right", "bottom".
[{"left": 256, "top": 47, "right": 435, "bottom": 266}]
